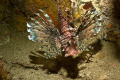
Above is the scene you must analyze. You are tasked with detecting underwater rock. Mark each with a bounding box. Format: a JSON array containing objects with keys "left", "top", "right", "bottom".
[{"left": 0, "top": 24, "right": 10, "bottom": 46}]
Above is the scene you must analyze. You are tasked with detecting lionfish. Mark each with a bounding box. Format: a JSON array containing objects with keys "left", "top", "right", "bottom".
[{"left": 27, "top": 0, "right": 102, "bottom": 58}]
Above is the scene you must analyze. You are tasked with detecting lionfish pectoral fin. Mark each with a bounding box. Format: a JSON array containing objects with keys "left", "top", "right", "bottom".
[
  {"left": 56, "top": 37, "right": 61, "bottom": 48},
  {"left": 76, "top": 2, "right": 102, "bottom": 51},
  {"left": 27, "top": 9, "right": 61, "bottom": 58},
  {"left": 38, "top": 9, "right": 55, "bottom": 28}
]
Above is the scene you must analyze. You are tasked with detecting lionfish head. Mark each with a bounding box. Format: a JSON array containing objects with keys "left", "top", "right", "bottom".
[
  {"left": 65, "top": 39, "right": 79, "bottom": 57},
  {"left": 65, "top": 46, "right": 79, "bottom": 57}
]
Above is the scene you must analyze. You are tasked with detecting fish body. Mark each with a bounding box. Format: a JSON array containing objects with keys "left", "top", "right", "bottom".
[
  {"left": 27, "top": 1, "right": 102, "bottom": 58},
  {"left": 57, "top": 1, "right": 79, "bottom": 56}
]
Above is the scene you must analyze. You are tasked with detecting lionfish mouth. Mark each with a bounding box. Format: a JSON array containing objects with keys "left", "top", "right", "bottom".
[{"left": 65, "top": 47, "right": 79, "bottom": 57}]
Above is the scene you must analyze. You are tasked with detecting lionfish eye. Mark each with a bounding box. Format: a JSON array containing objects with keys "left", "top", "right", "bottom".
[{"left": 67, "top": 40, "right": 71, "bottom": 46}]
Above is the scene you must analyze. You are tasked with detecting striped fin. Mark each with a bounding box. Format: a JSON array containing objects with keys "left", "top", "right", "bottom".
[
  {"left": 27, "top": 11, "right": 61, "bottom": 58},
  {"left": 30, "top": 18, "right": 47, "bottom": 29},
  {"left": 34, "top": 13, "right": 50, "bottom": 27},
  {"left": 76, "top": 2, "right": 102, "bottom": 52},
  {"left": 38, "top": 9, "right": 55, "bottom": 28}
]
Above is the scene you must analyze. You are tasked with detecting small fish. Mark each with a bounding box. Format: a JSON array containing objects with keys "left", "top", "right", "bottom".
[
  {"left": 107, "top": 24, "right": 112, "bottom": 28},
  {"left": 5, "top": 31, "right": 8, "bottom": 34},
  {"left": 83, "top": 1, "right": 94, "bottom": 10}
]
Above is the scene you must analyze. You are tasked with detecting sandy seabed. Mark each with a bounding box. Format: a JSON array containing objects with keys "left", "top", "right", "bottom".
[{"left": 0, "top": 29, "right": 120, "bottom": 80}]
